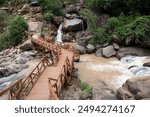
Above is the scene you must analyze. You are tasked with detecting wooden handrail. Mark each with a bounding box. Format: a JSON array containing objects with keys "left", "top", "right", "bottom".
[
  {"left": 48, "top": 56, "right": 73, "bottom": 99},
  {"left": 0, "top": 38, "right": 75, "bottom": 100},
  {"left": 0, "top": 56, "right": 52, "bottom": 99}
]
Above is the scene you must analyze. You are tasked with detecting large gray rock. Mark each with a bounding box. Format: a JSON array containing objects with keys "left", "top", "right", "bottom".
[
  {"left": 0, "top": 68, "right": 10, "bottom": 78},
  {"left": 76, "top": 44, "right": 86, "bottom": 54},
  {"left": 92, "top": 81, "right": 117, "bottom": 100},
  {"left": 113, "top": 43, "right": 120, "bottom": 50},
  {"left": 86, "top": 44, "right": 95, "bottom": 53},
  {"left": 102, "top": 45, "right": 116, "bottom": 57},
  {"left": 95, "top": 48, "right": 103, "bottom": 57},
  {"left": 64, "top": 5, "right": 77, "bottom": 14},
  {"left": 143, "top": 62, "right": 150, "bottom": 67},
  {"left": 0, "top": 64, "right": 29, "bottom": 78},
  {"left": 20, "top": 39, "right": 34, "bottom": 51},
  {"left": 117, "top": 76, "right": 150, "bottom": 100},
  {"left": 63, "top": 18, "right": 84, "bottom": 32},
  {"left": 28, "top": 21, "right": 43, "bottom": 33},
  {"left": 117, "top": 47, "right": 149, "bottom": 59}
]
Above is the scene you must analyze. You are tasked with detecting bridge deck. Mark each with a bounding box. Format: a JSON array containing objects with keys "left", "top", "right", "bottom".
[{"left": 24, "top": 49, "right": 73, "bottom": 100}]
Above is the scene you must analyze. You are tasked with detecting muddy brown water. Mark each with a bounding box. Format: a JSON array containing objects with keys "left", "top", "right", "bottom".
[{"left": 75, "top": 54, "right": 150, "bottom": 89}]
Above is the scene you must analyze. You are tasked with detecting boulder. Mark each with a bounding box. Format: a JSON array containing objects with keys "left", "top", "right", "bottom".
[
  {"left": 28, "top": 21, "right": 43, "bottom": 33},
  {"left": 143, "top": 62, "right": 150, "bottom": 67},
  {"left": 76, "top": 44, "right": 86, "bottom": 54},
  {"left": 63, "top": 18, "right": 84, "bottom": 32},
  {"left": 92, "top": 81, "right": 117, "bottom": 100},
  {"left": 102, "top": 45, "right": 116, "bottom": 58},
  {"left": 0, "top": 68, "right": 10, "bottom": 78},
  {"left": 117, "top": 47, "right": 147, "bottom": 57},
  {"left": 95, "top": 48, "right": 103, "bottom": 57},
  {"left": 20, "top": 39, "right": 34, "bottom": 51},
  {"left": 117, "top": 76, "right": 150, "bottom": 100},
  {"left": 86, "top": 44, "right": 95, "bottom": 53},
  {"left": 113, "top": 43, "right": 120, "bottom": 50}
]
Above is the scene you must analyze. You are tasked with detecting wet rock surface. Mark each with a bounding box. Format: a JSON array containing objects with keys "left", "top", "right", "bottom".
[
  {"left": 117, "top": 76, "right": 150, "bottom": 100},
  {"left": 63, "top": 18, "right": 84, "bottom": 32},
  {"left": 76, "top": 44, "right": 86, "bottom": 54},
  {"left": 86, "top": 44, "right": 95, "bottom": 53},
  {"left": 102, "top": 45, "right": 116, "bottom": 57}
]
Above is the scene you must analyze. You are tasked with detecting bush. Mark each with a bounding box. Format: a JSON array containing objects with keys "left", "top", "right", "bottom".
[
  {"left": 80, "top": 81, "right": 92, "bottom": 94},
  {"left": 0, "top": 10, "right": 8, "bottom": 33},
  {"left": 0, "top": 16, "right": 27, "bottom": 51},
  {"left": 85, "top": 0, "right": 150, "bottom": 15},
  {"left": 43, "top": 12, "right": 54, "bottom": 21},
  {"left": 116, "top": 16, "right": 150, "bottom": 44},
  {"left": 0, "top": 0, "right": 8, "bottom": 6},
  {"left": 39, "top": 0, "right": 63, "bottom": 16}
]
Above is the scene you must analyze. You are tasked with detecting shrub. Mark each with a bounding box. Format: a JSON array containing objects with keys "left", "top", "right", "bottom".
[
  {"left": 80, "top": 81, "right": 92, "bottom": 94},
  {"left": 0, "top": 0, "right": 8, "bottom": 6},
  {"left": 39, "top": 0, "right": 63, "bottom": 16},
  {"left": 0, "top": 16, "right": 27, "bottom": 51},
  {"left": 116, "top": 16, "right": 150, "bottom": 44},
  {"left": 89, "top": 27, "right": 112, "bottom": 45},
  {"left": 85, "top": 0, "right": 150, "bottom": 15},
  {"left": 0, "top": 10, "right": 8, "bottom": 33},
  {"left": 43, "top": 12, "right": 54, "bottom": 21},
  {"left": 8, "top": 16, "right": 28, "bottom": 45}
]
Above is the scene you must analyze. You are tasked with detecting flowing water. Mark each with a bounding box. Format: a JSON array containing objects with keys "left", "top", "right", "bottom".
[
  {"left": 75, "top": 54, "right": 150, "bottom": 89},
  {"left": 55, "top": 23, "right": 63, "bottom": 43}
]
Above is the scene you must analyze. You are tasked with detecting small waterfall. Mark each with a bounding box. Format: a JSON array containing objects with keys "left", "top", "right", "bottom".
[{"left": 55, "top": 23, "right": 63, "bottom": 44}]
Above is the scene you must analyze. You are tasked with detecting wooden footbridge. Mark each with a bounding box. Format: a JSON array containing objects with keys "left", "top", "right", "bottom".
[{"left": 0, "top": 38, "right": 79, "bottom": 100}]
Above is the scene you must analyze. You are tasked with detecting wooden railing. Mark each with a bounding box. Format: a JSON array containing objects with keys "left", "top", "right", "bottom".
[
  {"left": 0, "top": 56, "right": 52, "bottom": 99},
  {"left": 21, "top": 56, "right": 52, "bottom": 98},
  {"left": 0, "top": 39, "right": 76, "bottom": 100},
  {"left": 48, "top": 56, "right": 74, "bottom": 100},
  {"left": 55, "top": 43, "right": 80, "bottom": 62},
  {"left": 32, "top": 38, "right": 61, "bottom": 55}
]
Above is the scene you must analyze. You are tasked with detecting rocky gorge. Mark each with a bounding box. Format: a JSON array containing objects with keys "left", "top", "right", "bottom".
[{"left": 0, "top": 0, "right": 150, "bottom": 100}]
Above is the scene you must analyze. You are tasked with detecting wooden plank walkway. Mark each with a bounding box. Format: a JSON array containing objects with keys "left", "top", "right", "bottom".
[{"left": 24, "top": 49, "right": 74, "bottom": 100}]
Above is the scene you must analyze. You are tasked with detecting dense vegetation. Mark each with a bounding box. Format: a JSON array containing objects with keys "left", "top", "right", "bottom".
[
  {"left": 0, "top": 15, "right": 27, "bottom": 51},
  {"left": 82, "top": 0, "right": 150, "bottom": 46},
  {"left": 39, "top": 0, "right": 63, "bottom": 16},
  {"left": 85, "top": 0, "right": 150, "bottom": 15}
]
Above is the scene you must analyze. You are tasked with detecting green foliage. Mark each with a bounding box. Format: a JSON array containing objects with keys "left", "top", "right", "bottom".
[
  {"left": 0, "top": 0, "right": 8, "bottom": 6},
  {"left": 80, "top": 81, "right": 92, "bottom": 94},
  {"left": 39, "top": 0, "right": 63, "bottom": 16},
  {"left": 116, "top": 16, "right": 150, "bottom": 44},
  {"left": 0, "top": 16, "right": 27, "bottom": 51},
  {"left": 0, "top": 10, "right": 8, "bottom": 33},
  {"left": 85, "top": 0, "right": 150, "bottom": 15},
  {"left": 43, "top": 12, "right": 54, "bottom": 21},
  {"left": 90, "top": 27, "right": 112, "bottom": 45},
  {"left": 87, "top": 13, "right": 150, "bottom": 46},
  {"left": 8, "top": 16, "right": 28, "bottom": 45}
]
